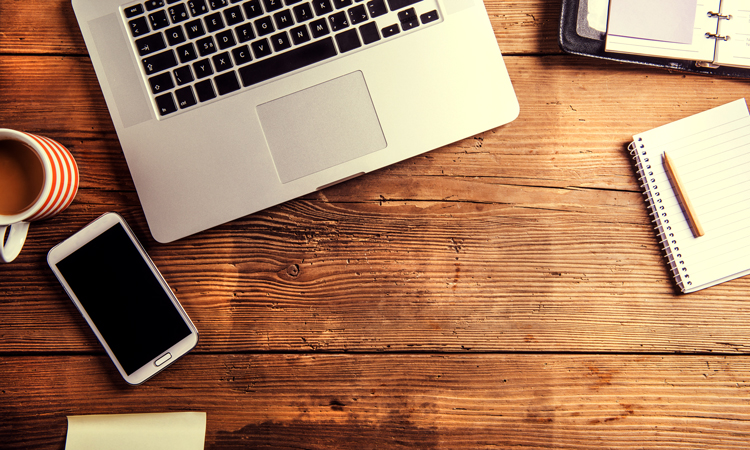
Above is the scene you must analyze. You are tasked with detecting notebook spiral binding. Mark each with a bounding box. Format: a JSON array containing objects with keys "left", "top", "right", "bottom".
[{"left": 628, "top": 140, "right": 692, "bottom": 290}]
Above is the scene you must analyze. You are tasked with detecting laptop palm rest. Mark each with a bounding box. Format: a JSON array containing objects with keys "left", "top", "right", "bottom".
[{"left": 257, "top": 71, "right": 387, "bottom": 184}]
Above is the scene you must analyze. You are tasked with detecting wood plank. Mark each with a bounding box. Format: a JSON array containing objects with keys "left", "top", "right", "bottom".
[
  {"left": 4, "top": 188, "right": 750, "bottom": 354},
  {"left": 1, "top": 354, "right": 749, "bottom": 449},
  {"left": 0, "top": 0, "right": 563, "bottom": 55}
]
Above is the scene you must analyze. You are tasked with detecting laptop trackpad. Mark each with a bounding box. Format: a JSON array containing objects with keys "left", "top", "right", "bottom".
[{"left": 257, "top": 71, "right": 387, "bottom": 184}]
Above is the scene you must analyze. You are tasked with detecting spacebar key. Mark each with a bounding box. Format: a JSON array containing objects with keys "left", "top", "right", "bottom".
[{"left": 239, "top": 38, "right": 338, "bottom": 87}]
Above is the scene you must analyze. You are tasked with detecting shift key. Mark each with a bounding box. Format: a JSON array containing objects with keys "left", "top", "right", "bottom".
[{"left": 142, "top": 49, "right": 178, "bottom": 75}]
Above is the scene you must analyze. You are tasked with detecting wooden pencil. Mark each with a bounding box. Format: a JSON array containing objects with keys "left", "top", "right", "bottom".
[{"left": 663, "top": 152, "right": 705, "bottom": 238}]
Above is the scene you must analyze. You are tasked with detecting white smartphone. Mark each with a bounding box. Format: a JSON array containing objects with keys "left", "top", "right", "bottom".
[{"left": 47, "top": 212, "right": 199, "bottom": 385}]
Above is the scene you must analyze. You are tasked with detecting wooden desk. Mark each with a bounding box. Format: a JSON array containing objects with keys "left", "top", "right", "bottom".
[{"left": 2, "top": 0, "right": 750, "bottom": 447}]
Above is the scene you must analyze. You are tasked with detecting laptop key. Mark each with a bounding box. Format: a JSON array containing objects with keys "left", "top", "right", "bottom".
[
  {"left": 195, "top": 79, "right": 217, "bottom": 101},
  {"left": 262, "top": 0, "right": 285, "bottom": 12},
  {"left": 168, "top": 3, "right": 190, "bottom": 22},
  {"left": 397, "top": 7, "right": 416, "bottom": 23},
  {"left": 173, "top": 65, "right": 195, "bottom": 85},
  {"left": 381, "top": 23, "right": 399, "bottom": 37},
  {"left": 333, "top": 0, "right": 353, "bottom": 9},
  {"left": 348, "top": 5, "right": 368, "bottom": 24},
  {"left": 273, "top": 10, "right": 295, "bottom": 29},
  {"left": 242, "top": 0, "right": 264, "bottom": 19},
  {"left": 290, "top": 25, "right": 311, "bottom": 44},
  {"left": 175, "top": 86, "right": 198, "bottom": 108},
  {"left": 386, "top": 0, "right": 420, "bottom": 10},
  {"left": 359, "top": 21, "right": 380, "bottom": 44},
  {"left": 420, "top": 9, "right": 438, "bottom": 24},
  {"left": 231, "top": 44, "right": 253, "bottom": 65},
  {"left": 251, "top": 38, "right": 273, "bottom": 58},
  {"left": 224, "top": 6, "right": 245, "bottom": 25},
  {"left": 196, "top": 36, "right": 217, "bottom": 56},
  {"left": 401, "top": 19, "right": 418, "bottom": 30},
  {"left": 255, "top": 16, "right": 276, "bottom": 36},
  {"left": 155, "top": 92, "right": 177, "bottom": 115},
  {"left": 142, "top": 50, "right": 178, "bottom": 74},
  {"left": 335, "top": 28, "right": 361, "bottom": 53},
  {"left": 124, "top": 4, "right": 145, "bottom": 18},
  {"left": 148, "top": 11, "right": 170, "bottom": 30},
  {"left": 149, "top": 72, "right": 175, "bottom": 94},
  {"left": 328, "top": 11, "right": 349, "bottom": 31},
  {"left": 166, "top": 26, "right": 187, "bottom": 45},
  {"left": 212, "top": 51, "right": 234, "bottom": 71},
  {"left": 366, "top": 0, "right": 387, "bottom": 18},
  {"left": 204, "top": 12, "right": 226, "bottom": 32},
  {"left": 193, "top": 58, "right": 215, "bottom": 78},
  {"left": 293, "top": 3, "right": 314, "bottom": 22},
  {"left": 176, "top": 42, "right": 199, "bottom": 63},
  {"left": 129, "top": 17, "right": 150, "bottom": 37},
  {"left": 136, "top": 33, "right": 167, "bottom": 56},
  {"left": 216, "top": 29, "right": 237, "bottom": 49},
  {"left": 312, "top": 0, "right": 333, "bottom": 16},
  {"left": 239, "top": 37, "right": 337, "bottom": 86},
  {"left": 188, "top": 0, "right": 210, "bottom": 16},
  {"left": 210, "top": 0, "right": 229, "bottom": 8},
  {"left": 310, "top": 18, "right": 330, "bottom": 37},
  {"left": 185, "top": 19, "right": 207, "bottom": 38},
  {"left": 235, "top": 23, "right": 256, "bottom": 42},
  {"left": 215, "top": 71, "right": 241, "bottom": 95},
  {"left": 145, "top": 0, "right": 166, "bottom": 11},
  {"left": 271, "top": 32, "right": 292, "bottom": 51}
]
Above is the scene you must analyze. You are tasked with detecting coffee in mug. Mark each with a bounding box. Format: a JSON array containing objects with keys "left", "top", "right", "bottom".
[
  {"left": 0, "top": 129, "right": 79, "bottom": 263},
  {"left": 0, "top": 140, "right": 46, "bottom": 215}
]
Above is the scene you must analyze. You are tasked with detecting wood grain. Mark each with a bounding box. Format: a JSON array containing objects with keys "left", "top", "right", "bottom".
[
  {"left": 2, "top": 354, "right": 749, "bottom": 449},
  {"left": 3, "top": 0, "right": 750, "bottom": 448},
  {"left": 3, "top": 55, "right": 750, "bottom": 354}
]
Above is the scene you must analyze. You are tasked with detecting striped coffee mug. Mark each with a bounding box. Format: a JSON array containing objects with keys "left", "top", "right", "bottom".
[{"left": 1, "top": 129, "right": 79, "bottom": 263}]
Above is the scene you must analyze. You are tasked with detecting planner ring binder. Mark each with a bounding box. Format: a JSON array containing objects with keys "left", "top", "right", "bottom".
[
  {"left": 558, "top": 0, "right": 750, "bottom": 78},
  {"left": 705, "top": 32, "right": 729, "bottom": 41},
  {"left": 707, "top": 11, "right": 732, "bottom": 20},
  {"left": 628, "top": 142, "right": 692, "bottom": 290}
]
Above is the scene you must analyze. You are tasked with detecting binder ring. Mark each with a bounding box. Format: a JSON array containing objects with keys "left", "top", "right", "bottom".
[
  {"left": 707, "top": 11, "right": 732, "bottom": 20},
  {"left": 705, "top": 32, "right": 730, "bottom": 41}
]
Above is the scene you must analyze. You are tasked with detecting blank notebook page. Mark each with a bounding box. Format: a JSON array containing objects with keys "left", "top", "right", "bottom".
[{"left": 633, "top": 98, "right": 750, "bottom": 293}]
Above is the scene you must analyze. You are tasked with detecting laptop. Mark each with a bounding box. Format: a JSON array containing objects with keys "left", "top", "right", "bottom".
[{"left": 71, "top": 0, "right": 519, "bottom": 242}]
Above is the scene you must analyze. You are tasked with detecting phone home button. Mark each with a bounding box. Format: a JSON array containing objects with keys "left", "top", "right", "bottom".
[{"left": 155, "top": 352, "right": 172, "bottom": 366}]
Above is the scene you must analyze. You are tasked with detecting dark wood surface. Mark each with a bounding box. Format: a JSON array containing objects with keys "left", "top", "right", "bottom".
[{"left": 2, "top": 0, "right": 750, "bottom": 448}]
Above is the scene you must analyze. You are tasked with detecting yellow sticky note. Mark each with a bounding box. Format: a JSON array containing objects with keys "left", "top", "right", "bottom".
[{"left": 65, "top": 412, "right": 206, "bottom": 450}]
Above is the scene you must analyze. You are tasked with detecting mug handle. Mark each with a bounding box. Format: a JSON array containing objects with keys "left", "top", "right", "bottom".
[{"left": 0, "top": 222, "right": 31, "bottom": 263}]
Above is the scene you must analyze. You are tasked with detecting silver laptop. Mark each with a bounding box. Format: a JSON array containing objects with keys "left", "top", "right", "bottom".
[{"left": 72, "top": 0, "right": 519, "bottom": 242}]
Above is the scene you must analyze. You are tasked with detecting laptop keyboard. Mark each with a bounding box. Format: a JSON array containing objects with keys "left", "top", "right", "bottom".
[{"left": 122, "top": 0, "right": 442, "bottom": 118}]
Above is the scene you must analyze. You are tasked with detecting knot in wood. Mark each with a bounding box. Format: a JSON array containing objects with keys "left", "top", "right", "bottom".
[{"left": 286, "top": 264, "right": 300, "bottom": 277}]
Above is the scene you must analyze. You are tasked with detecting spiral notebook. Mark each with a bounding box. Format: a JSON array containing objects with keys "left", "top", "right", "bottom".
[
  {"left": 606, "top": 0, "right": 750, "bottom": 69},
  {"left": 630, "top": 98, "right": 750, "bottom": 293}
]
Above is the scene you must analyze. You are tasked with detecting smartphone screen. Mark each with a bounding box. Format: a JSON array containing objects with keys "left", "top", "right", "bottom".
[{"left": 50, "top": 214, "right": 198, "bottom": 383}]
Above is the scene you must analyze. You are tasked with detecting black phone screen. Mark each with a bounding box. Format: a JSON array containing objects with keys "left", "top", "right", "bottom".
[{"left": 56, "top": 223, "right": 191, "bottom": 375}]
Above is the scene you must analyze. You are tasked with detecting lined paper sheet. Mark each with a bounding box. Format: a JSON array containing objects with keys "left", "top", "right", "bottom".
[
  {"left": 633, "top": 98, "right": 750, "bottom": 293},
  {"left": 714, "top": 0, "right": 750, "bottom": 68}
]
